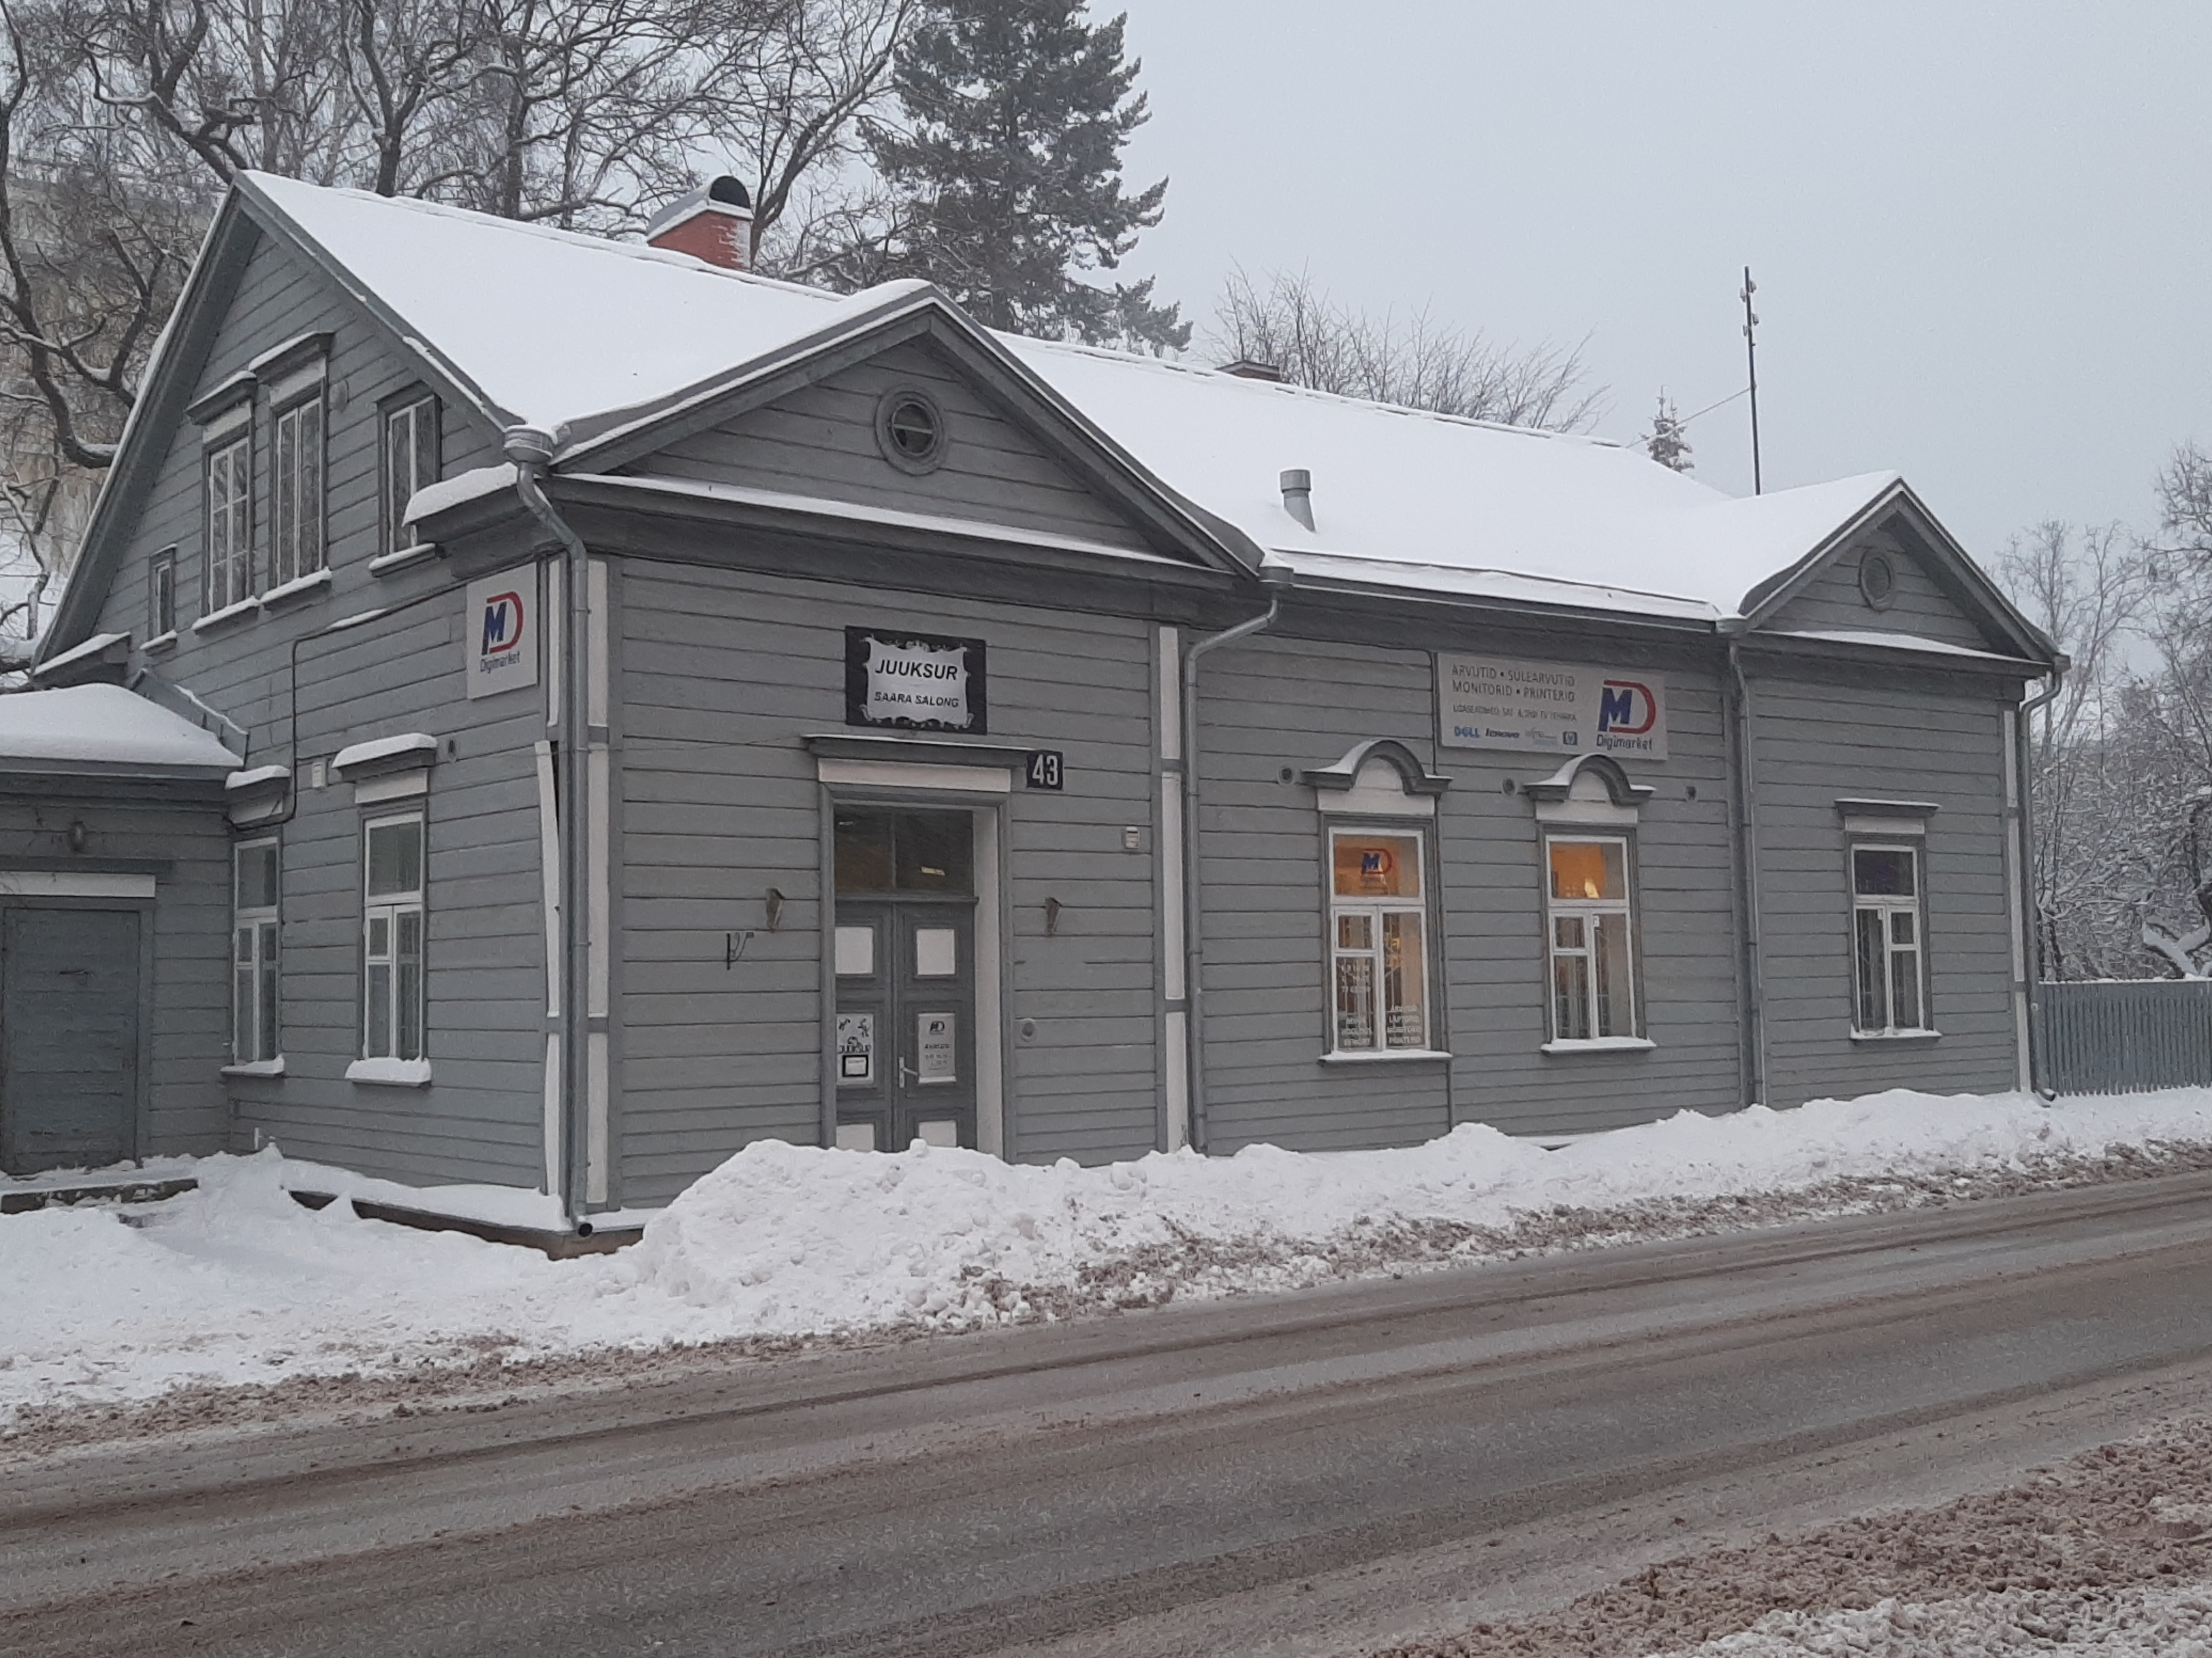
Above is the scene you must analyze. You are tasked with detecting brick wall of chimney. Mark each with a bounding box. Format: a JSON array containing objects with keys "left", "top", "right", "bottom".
[{"left": 648, "top": 208, "right": 751, "bottom": 272}]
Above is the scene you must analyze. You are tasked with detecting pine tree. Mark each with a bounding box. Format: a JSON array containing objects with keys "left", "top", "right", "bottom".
[
  {"left": 1645, "top": 393, "right": 1693, "bottom": 472},
  {"left": 857, "top": 0, "right": 1189, "bottom": 353}
]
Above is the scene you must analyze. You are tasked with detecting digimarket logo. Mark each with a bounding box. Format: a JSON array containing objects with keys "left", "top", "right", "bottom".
[
  {"left": 480, "top": 589, "right": 525, "bottom": 667},
  {"left": 1597, "top": 679, "right": 1657, "bottom": 736}
]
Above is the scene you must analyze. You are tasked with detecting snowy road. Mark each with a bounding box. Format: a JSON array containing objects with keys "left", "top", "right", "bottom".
[{"left": 12, "top": 1172, "right": 2212, "bottom": 1657}]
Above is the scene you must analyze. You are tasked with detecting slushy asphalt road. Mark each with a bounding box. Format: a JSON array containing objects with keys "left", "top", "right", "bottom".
[{"left": 12, "top": 1174, "right": 2212, "bottom": 1658}]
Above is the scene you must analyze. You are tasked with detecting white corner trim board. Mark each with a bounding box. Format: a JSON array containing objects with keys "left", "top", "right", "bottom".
[
  {"left": 0, "top": 870, "right": 156, "bottom": 899},
  {"left": 346, "top": 1057, "right": 433, "bottom": 1087}
]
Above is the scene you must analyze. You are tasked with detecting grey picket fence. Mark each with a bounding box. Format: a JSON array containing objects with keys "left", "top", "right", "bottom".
[{"left": 2040, "top": 979, "right": 2212, "bottom": 1095}]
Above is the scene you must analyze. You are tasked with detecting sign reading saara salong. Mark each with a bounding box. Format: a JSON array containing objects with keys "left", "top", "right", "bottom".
[
  {"left": 845, "top": 627, "right": 988, "bottom": 734},
  {"left": 1437, "top": 654, "right": 1667, "bottom": 761}
]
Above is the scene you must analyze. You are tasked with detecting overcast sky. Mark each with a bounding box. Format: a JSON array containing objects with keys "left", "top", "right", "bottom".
[{"left": 1107, "top": 1, "right": 2211, "bottom": 561}]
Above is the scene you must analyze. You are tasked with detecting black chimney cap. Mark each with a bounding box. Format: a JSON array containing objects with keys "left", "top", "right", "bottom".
[{"left": 709, "top": 176, "right": 752, "bottom": 209}]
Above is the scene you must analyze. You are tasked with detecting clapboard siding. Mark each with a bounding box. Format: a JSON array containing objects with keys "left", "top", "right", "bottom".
[
  {"left": 85, "top": 229, "right": 546, "bottom": 1188},
  {"left": 614, "top": 560, "right": 1160, "bottom": 1204},
  {"left": 1192, "top": 635, "right": 1452, "bottom": 1152},
  {"left": 1747, "top": 664, "right": 2016, "bottom": 1103},
  {"left": 0, "top": 795, "right": 231, "bottom": 1156},
  {"left": 626, "top": 339, "right": 1152, "bottom": 552},
  {"left": 1431, "top": 659, "right": 1742, "bottom": 1138},
  {"left": 1767, "top": 532, "right": 1993, "bottom": 652}
]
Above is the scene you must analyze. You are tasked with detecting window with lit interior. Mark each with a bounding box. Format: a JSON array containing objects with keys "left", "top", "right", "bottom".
[
  {"left": 1328, "top": 828, "right": 1428, "bottom": 1052},
  {"left": 1851, "top": 843, "right": 1928, "bottom": 1034},
  {"left": 1545, "top": 836, "right": 1638, "bottom": 1042}
]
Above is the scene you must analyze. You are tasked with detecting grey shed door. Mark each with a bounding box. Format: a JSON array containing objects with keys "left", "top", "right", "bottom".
[{"left": 1, "top": 907, "right": 141, "bottom": 1173}]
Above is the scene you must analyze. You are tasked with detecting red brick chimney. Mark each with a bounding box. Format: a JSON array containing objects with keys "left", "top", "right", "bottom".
[{"left": 645, "top": 176, "right": 753, "bottom": 272}]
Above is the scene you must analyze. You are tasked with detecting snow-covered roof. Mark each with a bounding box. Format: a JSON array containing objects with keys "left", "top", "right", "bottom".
[
  {"left": 229, "top": 174, "right": 2028, "bottom": 636},
  {"left": 0, "top": 684, "right": 239, "bottom": 773}
]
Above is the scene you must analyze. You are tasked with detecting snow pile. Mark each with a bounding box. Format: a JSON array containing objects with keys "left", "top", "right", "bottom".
[
  {"left": 1663, "top": 1584, "right": 2212, "bottom": 1656},
  {"left": 9, "top": 1086, "right": 2212, "bottom": 1427}
]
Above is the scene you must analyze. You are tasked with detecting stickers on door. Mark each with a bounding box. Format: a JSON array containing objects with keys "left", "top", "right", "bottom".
[
  {"left": 916, "top": 1013, "right": 956, "bottom": 1083},
  {"left": 836, "top": 1013, "right": 875, "bottom": 1084}
]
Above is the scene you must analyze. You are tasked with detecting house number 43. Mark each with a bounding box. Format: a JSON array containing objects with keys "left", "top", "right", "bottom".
[{"left": 1024, "top": 751, "right": 1064, "bottom": 791}]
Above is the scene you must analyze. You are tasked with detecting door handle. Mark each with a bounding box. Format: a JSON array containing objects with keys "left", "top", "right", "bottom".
[{"left": 899, "top": 1061, "right": 918, "bottom": 1085}]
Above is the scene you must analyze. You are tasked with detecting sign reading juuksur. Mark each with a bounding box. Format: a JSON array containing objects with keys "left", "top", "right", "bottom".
[
  {"left": 845, "top": 627, "right": 988, "bottom": 734},
  {"left": 465, "top": 568, "right": 538, "bottom": 700},
  {"left": 1437, "top": 654, "right": 1667, "bottom": 761}
]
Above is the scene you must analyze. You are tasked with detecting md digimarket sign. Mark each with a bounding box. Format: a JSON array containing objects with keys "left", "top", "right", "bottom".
[
  {"left": 845, "top": 627, "right": 988, "bottom": 734},
  {"left": 1437, "top": 653, "right": 1666, "bottom": 761}
]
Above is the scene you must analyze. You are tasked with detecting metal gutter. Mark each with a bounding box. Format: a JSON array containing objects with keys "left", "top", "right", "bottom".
[
  {"left": 1180, "top": 566, "right": 1293, "bottom": 1152},
  {"left": 1725, "top": 636, "right": 1768, "bottom": 1108},
  {"left": 2015, "top": 661, "right": 2068, "bottom": 1099},
  {"left": 506, "top": 430, "right": 595, "bottom": 1229}
]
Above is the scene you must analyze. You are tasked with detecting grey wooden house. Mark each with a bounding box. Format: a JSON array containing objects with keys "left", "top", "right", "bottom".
[{"left": 3, "top": 172, "right": 2060, "bottom": 1227}]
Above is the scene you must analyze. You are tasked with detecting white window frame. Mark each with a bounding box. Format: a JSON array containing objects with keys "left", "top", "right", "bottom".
[
  {"left": 149, "top": 546, "right": 177, "bottom": 638},
  {"left": 205, "top": 434, "right": 251, "bottom": 612},
  {"left": 361, "top": 812, "right": 427, "bottom": 1061},
  {"left": 384, "top": 393, "right": 439, "bottom": 554},
  {"left": 1325, "top": 824, "right": 1432, "bottom": 1054},
  {"left": 270, "top": 393, "right": 325, "bottom": 587},
  {"left": 1850, "top": 841, "right": 1930, "bottom": 1035},
  {"left": 233, "top": 838, "right": 280, "bottom": 1063},
  {"left": 1543, "top": 833, "right": 1642, "bottom": 1046}
]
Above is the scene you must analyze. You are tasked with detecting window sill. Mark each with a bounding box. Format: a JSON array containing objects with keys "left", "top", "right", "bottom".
[
  {"left": 1320, "top": 1047, "right": 1453, "bottom": 1063},
  {"left": 1850, "top": 1028, "right": 1942, "bottom": 1043},
  {"left": 347, "top": 1056, "right": 432, "bottom": 1087},
  {"left": 192, "top": 596, "right": 262, "bottom": 633},
  {"left": 142, "top": 630, "right": 178, "bottom": 655},
  {"left": 1540, "top": 1036, "right": 1657, "bottom": 1055},
  {"left": 220, "top": 1057, "right": 286, "bottom": 1078},
  {"left": 262, "top": 567, "right": 331, "bottom": 607},
  {"left": 369, "top": 542, "right": 440, "bottom": 576}
]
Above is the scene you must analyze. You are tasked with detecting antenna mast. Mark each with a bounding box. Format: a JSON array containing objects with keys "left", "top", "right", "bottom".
[{"left": 1741, "top": 266, "right": 1762, "bottom": 495}]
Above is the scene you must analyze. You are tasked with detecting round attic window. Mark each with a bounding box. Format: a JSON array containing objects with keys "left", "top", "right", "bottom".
[
  {"left": 1859, "top": 550, "right": 1897, "bottom": 610},
  {"left": 875, "top": 388, "right": 947, "bottom": 474}
]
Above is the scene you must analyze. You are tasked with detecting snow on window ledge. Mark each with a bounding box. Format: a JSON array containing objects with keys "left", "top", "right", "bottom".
[
  {"left": 347, "top": 1057, "right": 432, "bottom": 1087},
  {"left": 1319, "top": 1048, "right": 1453, "bottom": 1064},
  {"left": 1540, "top": 1036, "right": 1657, "bottom": 1055},
  {"left": 221, "top": 1057, "right": 286, "bottom": 1078},
  {"left": 1849, "top": 1028, "right": 1942, "bottom": 1043},
  {"left": 261, "top": 568, "right": 332, "bottom": 607},
  {"left": 368, "top": 542, "right": 440, "bottom": 576},
  {"left": 192, "top": 596, "right": 263, "bottom": 634},
  {"left": 142, "top": 630, "right": 179, "bottom": 654}
]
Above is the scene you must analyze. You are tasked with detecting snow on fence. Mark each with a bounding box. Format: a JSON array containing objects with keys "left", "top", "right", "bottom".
[{"left": 2042, "top": 979, "right": 2212, "bottom": 1095}]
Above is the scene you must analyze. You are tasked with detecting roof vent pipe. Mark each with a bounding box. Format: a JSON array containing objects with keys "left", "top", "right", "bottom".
[{"left": 1279, "top": 468, "right": 1314, "bottom": 531}]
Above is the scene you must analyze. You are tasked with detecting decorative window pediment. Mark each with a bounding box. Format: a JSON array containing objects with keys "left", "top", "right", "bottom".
[
  {"left": 1523, "top": 753, "right": 1654, "bottom": 828},
  {"left": 1300, "top": 739, "right": 1450, "bottom": 819}
]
